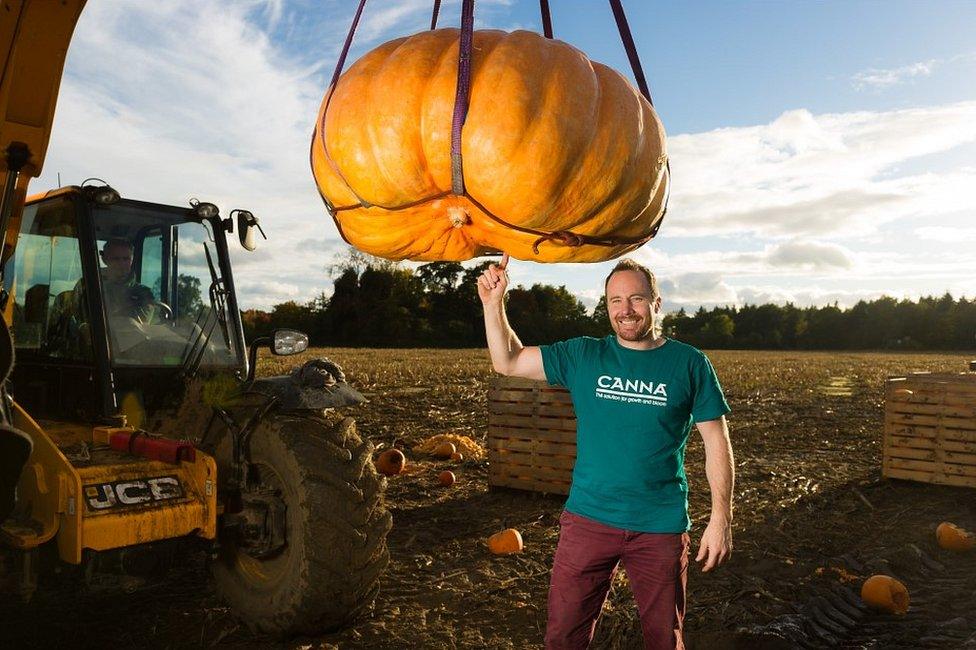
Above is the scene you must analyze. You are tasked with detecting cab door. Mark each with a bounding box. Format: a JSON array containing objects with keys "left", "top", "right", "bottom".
[{"left": 2, "top": 194, "right": 105, "bottom": 420}]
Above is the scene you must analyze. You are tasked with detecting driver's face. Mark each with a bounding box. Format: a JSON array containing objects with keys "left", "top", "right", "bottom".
[{"left": 101, "top": 243, "right": 133, "bottom": 281}]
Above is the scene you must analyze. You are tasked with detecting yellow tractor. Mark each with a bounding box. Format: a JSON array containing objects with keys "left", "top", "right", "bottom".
[{"left": 0, "top": 1, "right": 390, "bottom": 635}]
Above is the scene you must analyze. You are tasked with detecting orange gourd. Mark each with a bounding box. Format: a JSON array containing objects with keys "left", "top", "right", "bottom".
[
  {"left": 860, "top": 575, "right": 909, "bottom": 614},
  {"left": 433, "top": 442, "right": 456, "bottom": 459},
  {"left": 487, "top": 528, "right": 524, "bottom": 555},
  {"left": 438, "top": 470, "right": 456, "bottom": 487},
  {"left": 312, "top": 29, "right": 668, "bottom": 263},
  {"left": 375, "top": 449, "right": 405, "bottom": 476},
  {"left": 936, "top": 522, "right": 976, "bottom": 552},
  {"left": 450, "top": 451, "right": 464, "bottom": 462}
]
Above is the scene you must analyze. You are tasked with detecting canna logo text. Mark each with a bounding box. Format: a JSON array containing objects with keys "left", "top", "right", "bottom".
[{"left": 594, "top": 375, "right": 668, "bottom": 406}]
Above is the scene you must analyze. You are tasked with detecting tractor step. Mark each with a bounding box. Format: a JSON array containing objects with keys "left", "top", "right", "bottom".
[{"left": 0, "top": 514, "right": 45, "bottom": 548}]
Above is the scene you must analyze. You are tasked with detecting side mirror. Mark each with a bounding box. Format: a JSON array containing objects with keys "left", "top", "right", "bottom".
[
  {"left": 245, "top": 329, "right": 309, "bottom": 383},
  {"left": 273, "top": 329, "right": 309, "bottom": 356},
  {"left": 236, "top": 210, "right": 267, "bottom": 251}
]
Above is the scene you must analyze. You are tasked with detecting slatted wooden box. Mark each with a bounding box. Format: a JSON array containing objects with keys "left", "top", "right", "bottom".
[
  {"left": 487, "top": 376, "right": 576, "bottom": 495},
  {"left": 884, "top": 373, "right": 976, "bottom": 488}
]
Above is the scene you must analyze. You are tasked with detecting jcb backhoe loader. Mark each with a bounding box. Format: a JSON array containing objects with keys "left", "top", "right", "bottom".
[{"left": 0, "top": 1, "right": 390, "bottom": 635}]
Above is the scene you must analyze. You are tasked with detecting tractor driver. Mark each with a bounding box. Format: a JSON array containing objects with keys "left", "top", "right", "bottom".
[
  {"left": 98, "top": 238, "right": 155, "bottom": 323},
  {"left": 49, "top": 238, "right": 155, "bottom": 359}
]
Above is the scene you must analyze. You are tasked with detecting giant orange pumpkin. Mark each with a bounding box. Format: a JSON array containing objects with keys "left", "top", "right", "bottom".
[{"left": 312, "top": 29, "right": 669, "bottom": 263}]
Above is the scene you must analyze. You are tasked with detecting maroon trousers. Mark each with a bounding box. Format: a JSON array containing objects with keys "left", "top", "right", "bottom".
[{"left": 545, "top": 511, "right": 689, "bottom": 650}]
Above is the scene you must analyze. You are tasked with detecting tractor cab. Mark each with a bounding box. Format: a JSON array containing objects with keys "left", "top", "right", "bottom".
[{"left": 3, "top": 184, "right": 249, "bottom": 426}]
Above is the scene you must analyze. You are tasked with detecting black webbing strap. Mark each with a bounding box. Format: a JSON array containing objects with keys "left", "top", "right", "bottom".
[
  {"left": 540, "top": 0, "right": 553, "bottom": 38},
  {"left": 608, "top": 0, "right": 652, "bottom": 104},
  {"left": 450, "top": 0, "right": 475, "bottom": 195},
  {"left": 430, "top": 0, "right": 441, "bottom": 30}
]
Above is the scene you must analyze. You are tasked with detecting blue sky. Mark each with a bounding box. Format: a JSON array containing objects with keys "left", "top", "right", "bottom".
[{"left": 38, "top": 1, "right": 976, "bottom": 311}]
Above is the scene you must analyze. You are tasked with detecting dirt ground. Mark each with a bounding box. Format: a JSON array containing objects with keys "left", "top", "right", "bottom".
[{"left": 2, "top": 348, "right": 974, "bottom": 649}]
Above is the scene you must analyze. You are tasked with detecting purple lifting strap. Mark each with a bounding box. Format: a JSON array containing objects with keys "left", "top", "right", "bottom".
[
  {"left": 450, "top": 0, "right": 475, "bottom": 196},
  {"left": 316, "top": 0, "right": 371, "bottom": 209},
  {"left": 329, "top": 0, "right": 368, "bottom": 93},
  {"left": 430, "top": 0, "right": 441, "bottom": 30},
  {"left": 540, "top": 0, "right": 553, "bottom": 39},
  {"left": 608, "top": 0, "right": 670, "bottom": 221},
  {"left": 608, "top": 0, "right": 652, "bottom": 104}
]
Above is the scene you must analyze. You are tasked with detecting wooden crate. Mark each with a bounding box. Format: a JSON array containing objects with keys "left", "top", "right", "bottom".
[
  {"left": 487, "top": 376, "right": 577, "bottom": 495},
  {"left": 883, "top": 373, "right": 976, "bottom": 489}
]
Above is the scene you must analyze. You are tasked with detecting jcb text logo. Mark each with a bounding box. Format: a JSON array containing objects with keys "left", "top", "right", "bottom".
[{"left": 84, "top": 476, "right": 184, "bottom": 511}]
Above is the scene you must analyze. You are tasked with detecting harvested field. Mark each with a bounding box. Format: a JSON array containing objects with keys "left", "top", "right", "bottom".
[{"left": 3, "top": 349, "right": 975, "bottom": 649}]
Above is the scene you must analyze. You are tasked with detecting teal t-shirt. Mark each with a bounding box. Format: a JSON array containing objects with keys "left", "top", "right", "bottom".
[{"left": 540, "top": 335, "right": 730, "bottom": 533}]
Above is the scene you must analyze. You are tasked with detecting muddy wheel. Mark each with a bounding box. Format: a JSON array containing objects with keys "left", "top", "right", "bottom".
[{"left": 213, "top": 413, "right": 391, "bottom": 636}]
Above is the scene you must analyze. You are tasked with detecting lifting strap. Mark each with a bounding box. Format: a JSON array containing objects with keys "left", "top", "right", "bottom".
[
  {"left": 540, "top": 0, "right": 553, "bottom": 39},
  {"left": 314, "top": 0, "right": 668, "bottom": 254},
  {"left": 430, "top": 0, "right": 441, "bottom": 30},
  {"left": 450, "top": 0, "right": 475, "bottom": 195},
  {"left": 608, "top": 0, "right": 652, "bottom": 104}
]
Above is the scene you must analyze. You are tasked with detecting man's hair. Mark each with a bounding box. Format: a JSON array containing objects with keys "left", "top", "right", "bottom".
[
  {"left": 604, "top": 258, "right": 659, "bottom": 299},
  {"left": 102, "top": 238, "right": 133, "bottom": 254}
]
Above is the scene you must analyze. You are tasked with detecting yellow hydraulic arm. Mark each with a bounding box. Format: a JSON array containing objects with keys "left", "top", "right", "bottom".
[
  {"left": 0, "top": 0, "right": 86, "bottom": 295},
  {"left": 0, "top": 0, "right": 84, "bottom": 528}
]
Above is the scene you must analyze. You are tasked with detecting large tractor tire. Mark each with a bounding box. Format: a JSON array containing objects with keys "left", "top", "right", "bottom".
[{"left": 213, "top": 413, "right": 391, "bottom": 635}]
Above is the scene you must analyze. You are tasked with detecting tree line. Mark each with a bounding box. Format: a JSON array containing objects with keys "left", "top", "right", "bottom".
[{"left": 242, "top": 257, "right": 976, "bottom": 350}]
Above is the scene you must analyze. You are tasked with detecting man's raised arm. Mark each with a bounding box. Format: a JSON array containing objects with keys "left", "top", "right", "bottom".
[{"left": 477, "top": 254, "right": 545, "bottom": 380}]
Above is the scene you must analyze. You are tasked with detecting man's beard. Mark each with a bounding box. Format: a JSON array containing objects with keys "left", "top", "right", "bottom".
[{"left": 613, "top": 316, "right": 656, "bottom": 342}]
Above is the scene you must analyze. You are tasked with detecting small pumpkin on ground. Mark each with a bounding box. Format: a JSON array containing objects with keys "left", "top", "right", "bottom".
[
  {"left": 936, "top": 522, "right": 976, "bottom": 552},
  {"left": 433, "top": 441, "right": 456, "bottom": 459},
  {"left": 488, "top": 528, "right": 524, "bottom": 555},
  {"left": 860, "top": 575, "right": 910, "bottom": 614},
  {"left": 374, "top": 448, "right": 405, "bottom": 476},
  {"left": 450, "top": 451, "right": 464, "bottom": 462},
  {"left": 438, "top": 470, "right": 456, "bottom": 487}
]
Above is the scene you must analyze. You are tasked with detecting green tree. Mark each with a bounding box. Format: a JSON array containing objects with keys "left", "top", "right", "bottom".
[
  {"left": 177, "top": 274, "right": 203, "bottom": 318},
  {"left": 507, "top": 284, "right": 598, "bottom": 345},
  {"left": 700, "top": 313, "right": 735, "bottom": 348}
]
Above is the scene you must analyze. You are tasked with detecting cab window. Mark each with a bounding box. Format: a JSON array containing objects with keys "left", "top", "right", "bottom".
[
  {"left": 139, "top": 230, "right": 164, "bottom": 301},
  {"left": 3, "top": 198, "right": 92, "bottom": 360}
]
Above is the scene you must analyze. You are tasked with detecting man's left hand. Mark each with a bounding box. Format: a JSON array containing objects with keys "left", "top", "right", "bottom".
[
  {"left": 128, "top": 285, "right": 154, "bottom": 307},
  {"left": 695, "top": 517, "right": 732, "bottom": 572}
]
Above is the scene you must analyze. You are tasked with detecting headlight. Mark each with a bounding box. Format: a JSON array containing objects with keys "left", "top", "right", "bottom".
[
  {"left": 191, "top": 201, "right": 219, "bottom": 219},
  {"left": 92, "top": 187, "right": 121, "bottom": 205}
]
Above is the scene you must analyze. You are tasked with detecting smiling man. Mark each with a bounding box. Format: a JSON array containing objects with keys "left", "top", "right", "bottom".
[{"left": 478, "top": 256, "right": 734, "bottom": 650}]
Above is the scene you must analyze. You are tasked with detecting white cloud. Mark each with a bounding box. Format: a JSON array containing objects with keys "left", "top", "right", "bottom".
[
  {"left": 660, "top": 283, "right": 961, "bottom": 313},
  {"left": 764, "top": 240, "right": 854, "bottom": 270},
  {"left": 851, "top": 60, "right": 937, "bottom": 90},
  {"left": 850, "top": 52, "right": 976, "bottom": 91},
  {"left": 356, "top": 0, "right": 517, "bottom": 42},
  {"left": 631, "top": 239, "right": 857, "bottom": 278},
  {"left": 667, "top": 104, "right": 976, "bottom": 239},
  {"left": 915, "top": 226, "right": 976, "bottom": 242},
  {"left": 665, "top": 273, "right": 738, "bottom": 305}
]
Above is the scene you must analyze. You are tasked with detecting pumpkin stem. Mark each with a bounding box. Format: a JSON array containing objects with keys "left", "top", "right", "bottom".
[{"left": 448, "top": 207, "right": 470, "bottom": 228}]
